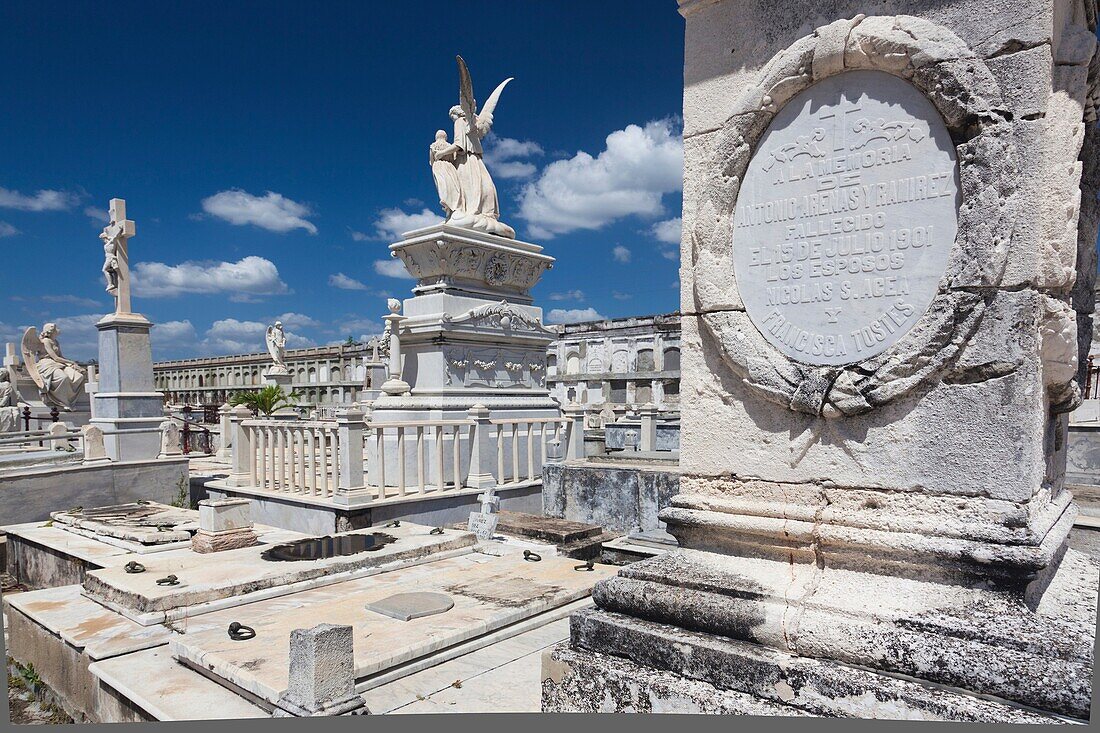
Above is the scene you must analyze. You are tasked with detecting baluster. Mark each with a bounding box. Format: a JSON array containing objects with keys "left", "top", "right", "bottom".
[
  {"left": 540, "top": 422, "right": 547, "bottom": 465},
  {"left": 325, "top": 424, "right": 338, "bottom": 493},
  {"left": 435, "top": 424, "right": 444, "bottom": 492},
  {"left": 451, "top": 424, "right": 461, "bottom": 491},
  {"left": 257, "top": 427, "right": 267, "bottom": 489},
  {"left": 417, "top": 425, "right": 425, "bottom": 494},
  {"left": 377, "top": 427, "right": 387, "bottom": 497},
  {"left": 306, "top": 427, "right": 317, "bottom": 495},
  {"left": 248, "top": 426, "right": 258, "bottom": 486},
  {"left": 526, "top": 422, "right": 534, "bottom": 481},
  {"left": 512, "top": 423, "right": 519, "bottom": 484},
  {"left": 297, "top": 428, "right": 307, "bottom": 492},
  {"left": 497, "top": 425, "right": 504, "bottom": 486},
  {"left": 279, "top": 428, "right": 288, "bottom": 491},
  {"left": 398, "top": 426, "right": 407, "bottom": 497}
]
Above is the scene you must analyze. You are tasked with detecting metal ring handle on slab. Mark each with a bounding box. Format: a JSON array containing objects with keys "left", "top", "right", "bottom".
[
  {"left": 523, "top": 550, "right": 541, "bottom": 562},
  {"left": 574, "top": 561, "right": 595, "bottom": 572},
  {"left": 228, "top": 622, "right": 256, "bottom": 641},
  {"left": 155, "top": 575, "right": 179, "bottom": 586},
  {"left": 430, "top": 527, "right": 445, "bottom": 535},
  {"left": 124, "top": 561, "right": 146, "bottom": 574}
]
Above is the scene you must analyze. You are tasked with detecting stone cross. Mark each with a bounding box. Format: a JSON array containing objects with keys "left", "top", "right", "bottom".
[
  {"left": 467, "top": 487, "right": 499, "bottom": 540},
  {"left": 99, "top": 198, "right": 136, "bottom": 315}
]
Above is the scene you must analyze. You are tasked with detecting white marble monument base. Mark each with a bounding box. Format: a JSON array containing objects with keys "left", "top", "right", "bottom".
[{"left": 90, "top": 314, "right": 164, "bottom": 463}]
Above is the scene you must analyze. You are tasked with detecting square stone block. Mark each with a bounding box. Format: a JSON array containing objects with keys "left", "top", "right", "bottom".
[{"left": 198, "top": 498, "right": 252, "bottom": 533}]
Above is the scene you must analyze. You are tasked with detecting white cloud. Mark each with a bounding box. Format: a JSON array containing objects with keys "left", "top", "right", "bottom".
[
  {"left": 661, "top": 248, "right": 679, "bottom": 261},
  {"left": 32, "top": 314, "right": 101, "bottom": 361},
  {"left": 84, "top": 206, "right": 108, "bottom": 224},
  {"left": 152, "top": 320, "right": 198, "bottom": 346},
  {"left": 329, "top": 272, "right": 368, "bottom": 290},
  {"left": 348, "top": 229, "right": 369, "bottom": 242},
  {"left": 201, "top": 318, "right": 314, "bottom": 356},
  {"left": 272, "top": 312, "right": 321, "bottom": 330},
  {"left": 483, "top": 136, "right": 545, "bottom": 180},
  {"left": 548, "top": 289, "right": 585, "bottom": 301},
  {"left": 546, "top": 307, "right": 605, "bottom": 324},
  {"left": 132, "top": 256, "right": 290, "bottom": 301},
  {"left": 0, "top": 222, "right": 18, "bottom": 237},
  {"left": 339, "top": 317, "right": 385, "bottom": 337},
  {"left": 201, "top": 189, "right": 317, "bottom": 234},
  {"left": 374, "top": 259, "right": 415, "bottom": 279},
  {"left": 41, "top": 294, "right": 102, "bottom": 308},
  {"left": 494, "top": 161, "right": 539, "bottom": 179},
  {"left": 612, "top": 291, "right": 632, "bottom": 300},
  {"left": 612, "top": 245, "right": 631, "bottom": 263},
  {"left": 518, "top": 118, "right": 683, "bottom": 238},
  {"left": 372, "top": 207, "right": 441, "bottom": 240},
  {"left": 651, "top": 217, "right": 682, "bottom": 245},
  {"left": 0, "top": 187, "right": 79, "bottom": 212}
]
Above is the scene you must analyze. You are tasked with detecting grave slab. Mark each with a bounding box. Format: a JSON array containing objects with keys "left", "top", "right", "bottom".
[
  {"left": 88, "top": 646, "right": 268, "bottom": 722},
  {"left": 168, "top": 552, "right": 615, "bottom": 707},
  {"left": 83, "top": 522, "right": 477, "bottom": 624}
]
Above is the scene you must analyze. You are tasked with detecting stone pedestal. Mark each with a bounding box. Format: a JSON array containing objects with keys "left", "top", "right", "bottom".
[
  {"left": 191, "top": 498, "right": 257, "bottom": 553},
  {"left": 273, "top": 624, "right": 368, "bottom": 717},
  {"left": 89, "top": 313, "right": 163, "bottom": 463},
  {"left": 544, "top": 3, "right": 1100, "bottom": 723},
  {"left": 369, "top": 224, "right": 561, "bottom": 487}
]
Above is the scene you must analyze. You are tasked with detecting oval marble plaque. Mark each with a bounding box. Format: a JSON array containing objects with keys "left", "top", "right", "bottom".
[{"left": 732, "top": 70, "right": 960, "bottom": 366}]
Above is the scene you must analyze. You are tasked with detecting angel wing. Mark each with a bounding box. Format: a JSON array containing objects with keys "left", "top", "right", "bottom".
[
  {"left": 457, "top": 55, "right": 477, "bottom": 123},
  {"left": 265, "top": 325, "right": 278, "bottom": 360},
  {"left": 20, "top": 327, "right": 46, "bottom": 391},
  {"left": 479, "top": 77, "right": 513, "bottom": 125}
]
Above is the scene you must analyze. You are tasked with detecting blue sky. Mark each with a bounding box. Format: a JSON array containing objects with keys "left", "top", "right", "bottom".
[{"left": 1, "top": 1, "right": 685, "bottom": 361}]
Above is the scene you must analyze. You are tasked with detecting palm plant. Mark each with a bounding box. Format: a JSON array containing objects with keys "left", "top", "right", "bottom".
[{"left": 228, "top": 385, "right": 301, "bottom": 417}]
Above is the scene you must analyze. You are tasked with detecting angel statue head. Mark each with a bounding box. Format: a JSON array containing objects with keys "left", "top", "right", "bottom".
[
  {"left": 448, "top": 105, "right": 465, "bottom": 121},
  {"left": 42, "top": 322, "right": 59, "bottom": 339}
]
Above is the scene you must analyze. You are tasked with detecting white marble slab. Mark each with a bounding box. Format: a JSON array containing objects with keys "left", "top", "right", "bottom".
[
  {"left": 88, "top": 646, "right": 268, "bottom": 720},
  {"left": 168, "top": 553, "right": 614, "bottom": 706}
]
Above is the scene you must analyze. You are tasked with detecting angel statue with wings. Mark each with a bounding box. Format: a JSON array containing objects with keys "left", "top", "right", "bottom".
[
  {"left": 21, "top": 323, "right": 88, "bottom": 411},
  {"left": 266, "top": 321, "right": 289, "bottom": 375},
  {"left": 430, "top": 55, "right": 516, "bottom": 239}
]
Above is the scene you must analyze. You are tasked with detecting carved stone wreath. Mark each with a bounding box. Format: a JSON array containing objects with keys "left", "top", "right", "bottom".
[
  {"left": 484, "top": 254, "right": 511, "bottom": 286},
  {"left": 690, "top": 14, "right": 1019, "bottom": 417}
]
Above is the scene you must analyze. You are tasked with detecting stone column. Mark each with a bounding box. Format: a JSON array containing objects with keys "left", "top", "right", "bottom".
[
  {"left": 226, "top": 405, "right": 253, "bottom": 487},
  {"left": 333, "top": 407, "right": 367, "bottom": 503},
  {"left": 465, "top": 403, "right": 497, "bottom": 489},
  {"left": 563, "top": 402, "right": 585, "bottom": 460},
  {"left": 216, "top": 402, "right": 233, "bottom": 459},
  {"left": 380, "top": 302, "right": 410, "bottom": 396},
  {"left": 273, "top": 624, "right": 368, "bottom": 717},
  {"left": 638, "top": 402, "right": 657, "bottom": 452},
  {"left": 544, "top": 4, "right": 1100, "bottom": 723}
]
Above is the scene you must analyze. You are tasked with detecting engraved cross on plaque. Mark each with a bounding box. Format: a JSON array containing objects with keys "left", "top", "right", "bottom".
[{"left": 100, "top": 198, "right": 136, "bottom": 315}]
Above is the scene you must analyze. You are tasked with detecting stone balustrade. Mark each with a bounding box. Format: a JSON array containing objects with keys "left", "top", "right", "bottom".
[{"left": 225, "top": 406, "right": 574, "bottom": 506}]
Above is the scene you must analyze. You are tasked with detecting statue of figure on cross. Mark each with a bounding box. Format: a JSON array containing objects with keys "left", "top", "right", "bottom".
[{"left": 98, "top": 199, "right": 135, "bottom": 315}]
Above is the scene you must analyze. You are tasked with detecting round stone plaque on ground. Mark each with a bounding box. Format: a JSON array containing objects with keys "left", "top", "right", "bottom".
[
  {"left": 732, "top": 70, "right": 960, "bottom": 366},
  {"left": 365, "top": 592, "right": 455, "bottom": 622}
]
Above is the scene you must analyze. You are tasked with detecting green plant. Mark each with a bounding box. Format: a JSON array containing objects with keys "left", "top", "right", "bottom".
[
  {"left": 228, "top": 385, "right": 302, "bottom": 417},
  {"left": 169, "top": 475, "right": 189, "bottom": 509}
]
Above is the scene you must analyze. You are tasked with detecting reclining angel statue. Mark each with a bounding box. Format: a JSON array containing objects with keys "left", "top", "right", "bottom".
[
  {"left": 430, "top": 55, "right": 516, "bottom": 239},
  {"left": 21, "top": 323, "right": 87, "bottom": 411}
]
